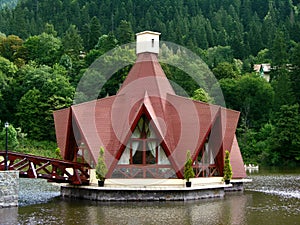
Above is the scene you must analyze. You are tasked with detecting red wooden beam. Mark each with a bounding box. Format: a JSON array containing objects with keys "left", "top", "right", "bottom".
[{"left": 0, "top": 151, "right": 90, "bottom": 185}]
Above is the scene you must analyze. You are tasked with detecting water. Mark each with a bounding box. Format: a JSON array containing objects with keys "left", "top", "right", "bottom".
[{"left": 0, "top": 168, "right": 299, "bottom": 225}]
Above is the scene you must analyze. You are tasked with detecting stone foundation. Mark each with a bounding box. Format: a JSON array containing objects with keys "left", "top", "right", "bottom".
[
  {"left": 0, "top": 171, "right": 19, "bottom": 208},
  {"left": 61, "top": 178, "right": 251, "bottom": 201},
  {"left": 61, "top": 182, "right": 227, "bottom": 201}
]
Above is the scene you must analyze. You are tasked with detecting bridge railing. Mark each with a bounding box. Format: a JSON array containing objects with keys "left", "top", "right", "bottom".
[{"left": 0, "top": 151, "right": 91, "bottom": 185}]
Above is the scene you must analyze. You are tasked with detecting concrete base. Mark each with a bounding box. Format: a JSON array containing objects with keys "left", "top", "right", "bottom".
[
  {"left": 0, "top": 171, "right": 19, "bottom": 208},
  {"left": 224, "top": 179, "right": 252, "bottom": 192},
  {"left": 61, "top": 185, "right": 226, "bottom": 201},
  {"left": 61, "top": 178, "right": 234, "bottom": 201}
]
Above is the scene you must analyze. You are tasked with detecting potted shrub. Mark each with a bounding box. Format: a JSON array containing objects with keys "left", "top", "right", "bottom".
[
  {"left": 223, "top": 150, "right": 232, "bottom": 184},
  {"left": 184, "top": 151, "right": 195, "bottom": 187},
  {"left": 95, "top": 147, "right": 108, "bottom": 187}
]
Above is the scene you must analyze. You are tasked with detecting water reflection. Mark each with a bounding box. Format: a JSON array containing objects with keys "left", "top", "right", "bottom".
[
  {"left": 16, "top": 196, "right": 251, "bottom": 225},
  {"left": 0, "top": 169, "right": 299, "bottom": 225}
]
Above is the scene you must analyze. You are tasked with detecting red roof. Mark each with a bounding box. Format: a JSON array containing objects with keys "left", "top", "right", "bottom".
[{"left": 54, "top": 52, "right": 246, "bottom": 179}]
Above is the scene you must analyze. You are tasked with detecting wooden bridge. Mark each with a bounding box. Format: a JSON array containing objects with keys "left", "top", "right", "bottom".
[{"left": 0, "top": 151, "right": 90, "bottom": 185}]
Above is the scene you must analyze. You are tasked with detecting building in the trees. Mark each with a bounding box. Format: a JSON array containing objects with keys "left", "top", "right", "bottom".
[
  {"left": 54, "top": 31, "right": 246, "bottom": 181},
  {"left": 254, "top": 63, "right": 271, "bottom": 82}
]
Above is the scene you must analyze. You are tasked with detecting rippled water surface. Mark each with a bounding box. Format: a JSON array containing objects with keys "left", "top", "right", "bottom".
[{"left": 0, "top": 168, "right": 299, "bottom": 225}]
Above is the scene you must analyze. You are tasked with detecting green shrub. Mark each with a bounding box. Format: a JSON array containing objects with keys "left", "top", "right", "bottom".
[
  {"left": 95, "top": 147, "right": 108, "bottom": 181},
  {"left": 184, "top": 150, "right": 195, "bottom": 182},
  {"left": 223, "top": 150, "right": 232, "bottom": 181}
]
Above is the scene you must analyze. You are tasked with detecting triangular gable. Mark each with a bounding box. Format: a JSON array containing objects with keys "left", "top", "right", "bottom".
[
  {"left": 142, "top": 92, "right": 168, "bottom": 143},
  {"left": 164, "top": 94, "right": 220, "bottom": 177},
  {"left": 109, "top": 99, "right": 176, "bottom": 178},
  {"left": 117, "top": 114, "right": 172, "bottom": 166},
  {"left": 230, "top": 135, "right": 246, "bottom": 178},
  {"left": 53, "top": 108, "right": 71, "bottom": 158},
  {"left": 221, "top": 108, "right": 240, "bottom": 152},
  {"left": 71, "top": 99, "right": 111, "bottom": 168}
]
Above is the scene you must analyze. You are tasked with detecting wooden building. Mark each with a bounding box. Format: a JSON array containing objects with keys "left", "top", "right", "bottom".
[{"left": 54, "top": 31, "right": 246, "bottom": 181}]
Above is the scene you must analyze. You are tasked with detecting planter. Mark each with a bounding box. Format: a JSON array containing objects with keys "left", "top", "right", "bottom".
[
  {"left": 98, "top": 180, "right": 105, "bottom": 187},
  {"left": 186, "top": 181, "right": 192, "bottom": 187},
  {"left": 225, "top": 179, "right": 230, "bottom": 185}
]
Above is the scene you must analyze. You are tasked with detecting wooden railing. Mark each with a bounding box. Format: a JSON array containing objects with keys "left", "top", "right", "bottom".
[
  {"left": 0, "top": 151, "right": 90, "bottom": 185},
  {"left": 193, "top": 164, "right": 220, "bottom": 177},
  {"left": 111, "top": 165, "right": 176, "bottom": 178}
]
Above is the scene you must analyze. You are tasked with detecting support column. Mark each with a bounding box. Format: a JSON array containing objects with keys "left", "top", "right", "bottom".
[{"left": 0, "top": 171, "right": 19, "bottom": 208}]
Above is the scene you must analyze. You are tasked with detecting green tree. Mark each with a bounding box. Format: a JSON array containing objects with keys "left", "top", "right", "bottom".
[
  {"left": 246, "top": 14, "right": 263, "bottom": 56},
  {"left": 290, "top": 42, "right": 300, "bottom": 104},
  {"left": 89, "top": 16, "right": 102, "bottom": 50},
  {"left": 212, "top": 62, "right": 239, "bottom": 80},
  {"left": 202, "top": 45, "right": 234, "bottom": 68},
  {"left": 116, "top": 20, "right": 134, "bottom": 44},
  {"left": 269, "top": 104, "right": 300, "bottom": 164},
  {"left": 0, "top": 123, "right": 19, "bottom": 150},
  {"left": 191, "top": 88, "right": 213, "bottom": 103},
  {"left": 220, "top": 75, "right": 274, "bottom": 129},
  {"left": 15, "top": 65, "right": 74, "bottom": 140},
  {"left": 237, "top": 75, "right": 274, "bottom": 129},
  {"left": 0, "top": 55, "right": 17, "bottom": 77},
  {"left": 44, "top": 23, "right": 58, "bottom": 37},
  {"left": 23, "top": 33, "right": 62, "bottom": 66},
  {"left": 0, "top": 34, "right": 23, "bottom": 62},
  {"left": 270, "top": 31, "right": 288, "bottom": 67},
  {"left": 62, "top": 24, "right": 83, "bottom": 58},
  {"left": 95, "top": 33, "right": 118, "bottom": 54},
  {"left": 271, "top": 69, "right": 296, "bottom": 110}
]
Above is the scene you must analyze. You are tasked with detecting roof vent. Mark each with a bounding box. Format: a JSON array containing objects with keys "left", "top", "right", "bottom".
[{"left": 136, "top": 31, "right": 161, "bottom": 55}]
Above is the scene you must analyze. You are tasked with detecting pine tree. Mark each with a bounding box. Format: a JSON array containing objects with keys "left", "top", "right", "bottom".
[
  {"left": 62, "top": 24, "right": 83, "bottom": 57},
  {"left": 116, "top": 20, "right": 134, "bottom": 45},
  {"left": 89, "top": 16, "right": 102, "bottom": 50}
]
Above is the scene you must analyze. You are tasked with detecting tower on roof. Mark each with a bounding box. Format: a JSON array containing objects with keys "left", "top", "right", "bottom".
[{"left": 136, "top": 31, "right": 161, "bottom": 55}]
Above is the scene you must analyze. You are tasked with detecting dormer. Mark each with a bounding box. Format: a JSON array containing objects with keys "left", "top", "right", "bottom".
[{"left": 136, "top": 31, "right": 161, "bottom": 55}]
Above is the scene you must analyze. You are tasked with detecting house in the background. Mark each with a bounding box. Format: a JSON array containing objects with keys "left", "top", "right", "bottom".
[
  {"left": 53, "top": 31, "right": 246, "bottom": 182},
  {"left": 253, "top": 63, "right": 271, "bottom": 82}
]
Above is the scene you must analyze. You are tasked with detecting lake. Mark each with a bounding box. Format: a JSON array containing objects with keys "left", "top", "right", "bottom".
[{"left": 1, "top": 167, "right": 299, "bottom": 225}]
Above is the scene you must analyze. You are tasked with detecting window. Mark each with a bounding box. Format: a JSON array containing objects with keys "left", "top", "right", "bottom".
[
  {"left": 118, "top": 115, "right": 170, "bottom": 165},
  {"left": 151, "top": 39, "right": 154, "bottom": 48}
]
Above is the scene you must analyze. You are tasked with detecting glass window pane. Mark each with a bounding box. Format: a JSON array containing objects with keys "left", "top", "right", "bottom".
[
  {"left": 118, "top": 147, "right": 130, "bottom": 164},
  {"left": 132, "top": 141, "right": 143, "bottom": 164},
  {"left": 158, "top": 146, "right": 170, "bottom": 165},
  {"left": 146, "top": 141, "right": 156, "bottom": 164}
]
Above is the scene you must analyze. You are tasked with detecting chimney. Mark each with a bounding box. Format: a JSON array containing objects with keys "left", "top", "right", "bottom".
[{"left": 136, "top": 31, "right": 161, "bottom": 55}]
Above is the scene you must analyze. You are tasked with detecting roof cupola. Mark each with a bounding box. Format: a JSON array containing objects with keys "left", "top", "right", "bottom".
[{"left": 136, "top": 31, "right": 161, "bottom": 55}]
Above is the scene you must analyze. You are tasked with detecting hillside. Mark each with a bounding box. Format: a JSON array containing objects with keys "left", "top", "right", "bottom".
[{"left": 0, "top": 0, "right": 300, "bottom": 59}]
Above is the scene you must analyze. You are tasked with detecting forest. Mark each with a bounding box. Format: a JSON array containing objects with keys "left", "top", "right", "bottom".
[{"left": 0, "top": 0, "right": 299, "bottom": 166}]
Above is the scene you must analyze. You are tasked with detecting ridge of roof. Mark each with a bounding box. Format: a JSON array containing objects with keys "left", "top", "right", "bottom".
[{"left": 118, "top": 52, "right": 175, "bottom": 96}]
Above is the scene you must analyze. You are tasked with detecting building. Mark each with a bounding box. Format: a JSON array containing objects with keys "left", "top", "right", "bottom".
[
  {"left": 54, "top": 31, "right": 246, "bottom": 182},
  {"left": 253, "top": 63, "right": 271, "bottom": 82}
]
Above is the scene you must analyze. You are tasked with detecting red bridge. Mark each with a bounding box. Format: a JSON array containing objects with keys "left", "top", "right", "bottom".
[{"left": 0, "top": 151, "right": 90, "bottom": 185}]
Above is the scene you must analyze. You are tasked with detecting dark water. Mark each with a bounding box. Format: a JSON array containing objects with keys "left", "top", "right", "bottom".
[{"left": 0, "top": 168, "right": 299, "bottom": 225}]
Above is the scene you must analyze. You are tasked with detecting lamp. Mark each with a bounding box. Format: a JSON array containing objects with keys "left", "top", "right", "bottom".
[{"left": 4, "top": 122, "right": 9, "bottom": 171}]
